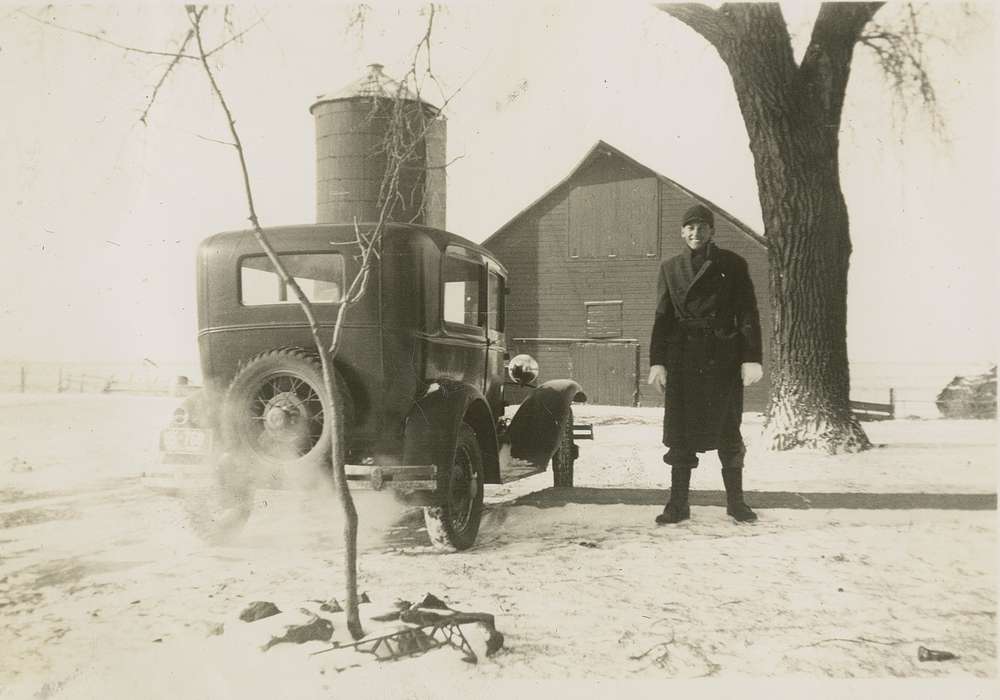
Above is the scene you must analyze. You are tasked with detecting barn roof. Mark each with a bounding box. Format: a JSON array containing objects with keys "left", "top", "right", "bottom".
[{"left": 482, "top": 140, "right": 766, "bottom": 248}]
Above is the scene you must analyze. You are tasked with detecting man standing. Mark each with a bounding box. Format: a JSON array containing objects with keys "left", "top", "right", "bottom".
[{"left": 648, "top": 204, "right": 763, "bottom": 524}]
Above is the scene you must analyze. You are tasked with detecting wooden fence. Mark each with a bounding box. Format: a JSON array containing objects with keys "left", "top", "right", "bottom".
[
  {"left": 849, "top": 389, "right": 895, "bottom": 421},
  {"left": 0, "top": 364, "right": 199, "bottom": 396}
]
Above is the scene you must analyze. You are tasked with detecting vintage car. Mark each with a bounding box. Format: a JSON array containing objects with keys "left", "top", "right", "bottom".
[{"left": 160, "top": 223, "right": 590, "bottom": 550}]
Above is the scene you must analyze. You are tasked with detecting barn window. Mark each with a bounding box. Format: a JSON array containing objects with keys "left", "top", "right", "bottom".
[
  {"left": 585, "top": 300, "right": 623, "bottom": 339},
  {"left": 568, "top": 177, "right": 658, "bottom": 259}
]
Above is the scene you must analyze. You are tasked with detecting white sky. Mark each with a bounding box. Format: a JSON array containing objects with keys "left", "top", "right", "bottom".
[{"left": 1, "top": 1, "right": 996, "bottom": 367}]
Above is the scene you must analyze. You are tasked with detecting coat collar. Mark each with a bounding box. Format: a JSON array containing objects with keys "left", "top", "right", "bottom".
[{"left": 678, "top": 242, "right": 716, "bottom": 304}]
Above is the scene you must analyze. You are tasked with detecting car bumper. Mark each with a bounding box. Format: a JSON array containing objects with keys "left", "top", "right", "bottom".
[
  {"left": 155, "top": 431, "right": 439, "bottom": 496},
  {"left": 344, "top": 464, "right": 437, "bottom": 493}
]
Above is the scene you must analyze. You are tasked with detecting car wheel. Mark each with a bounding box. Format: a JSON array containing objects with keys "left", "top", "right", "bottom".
[
  {"left": 424, "top": 423, "right": 484, "bottom": 551},
  {"left": 222, "top": 347, "right": 349, "bottom": 487},
  {"left": 551, "top": 408, "right": 575, "bottom": 487}
]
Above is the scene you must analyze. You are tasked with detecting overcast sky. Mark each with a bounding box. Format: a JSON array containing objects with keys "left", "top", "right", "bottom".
[{"left": 1, "top": 1, "right": 996, "bottom": 367}]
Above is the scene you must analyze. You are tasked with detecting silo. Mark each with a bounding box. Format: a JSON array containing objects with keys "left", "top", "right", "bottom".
[{"left": 310, "top": 64, "right": 446, "bottom": 229}]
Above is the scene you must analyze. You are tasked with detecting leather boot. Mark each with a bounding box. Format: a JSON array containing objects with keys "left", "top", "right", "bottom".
[
  {"left": 655, "top": 467, "right": 691, "bottom": 524},
  {"left": 721, "top": 468, "right": 757, "bottom": 522}
]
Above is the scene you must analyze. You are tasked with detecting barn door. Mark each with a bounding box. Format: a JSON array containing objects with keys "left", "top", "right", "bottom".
[{"left": 570, "top": 342, "right": 640, "bottom": 406}]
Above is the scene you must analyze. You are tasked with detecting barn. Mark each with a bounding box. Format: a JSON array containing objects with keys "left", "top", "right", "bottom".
[{"left": 482, "top": 141, "right": 771, "bottom": 410}]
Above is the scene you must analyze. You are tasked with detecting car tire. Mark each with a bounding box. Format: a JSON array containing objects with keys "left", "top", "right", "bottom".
[
  {"left": 423, "top": 423, "right": 484, "bottom": 551},
  {"left": 551, "top": 408, "right": 575, "bottom": 487},
  {"left": 221, "top": 347, "right": 349, "bottom": 487}
]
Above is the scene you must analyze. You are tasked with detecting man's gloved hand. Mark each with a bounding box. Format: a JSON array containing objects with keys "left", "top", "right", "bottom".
[
  {"left": 647, "top": 364, "right": 667, "bottom": 392},
  {"left": 741, "top": 362, "right": 763, "bottom": 387}
]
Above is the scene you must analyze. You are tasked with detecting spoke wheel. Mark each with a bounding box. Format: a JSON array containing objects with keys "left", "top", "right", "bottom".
[
  {"left": 246, "top": 372, "right": 325, "bottom": 462},
  {"left": 222, "top": 348, "right": 349, "bottom": 486}
]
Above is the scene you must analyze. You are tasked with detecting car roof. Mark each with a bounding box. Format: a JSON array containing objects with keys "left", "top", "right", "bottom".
[{"left": 200, "top": 222, "right": 505, "bottom": 273}]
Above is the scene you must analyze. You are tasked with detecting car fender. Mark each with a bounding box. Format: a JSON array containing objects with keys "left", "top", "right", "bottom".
[
  {"left": 402, "top": 380, "right": 500, "bottom": 484},
  {"left": 506, "top": 379, "right": 584, "bottom": 466}
]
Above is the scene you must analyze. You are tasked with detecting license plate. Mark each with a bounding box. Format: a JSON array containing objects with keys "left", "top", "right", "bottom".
[{"left": 160, "top": 428, "right": 212, "bottom": 455}]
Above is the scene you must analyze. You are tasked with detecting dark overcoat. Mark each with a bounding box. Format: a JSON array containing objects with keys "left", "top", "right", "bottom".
[{"left": 649, "top": 243, "right": 762, "bottom": 452}]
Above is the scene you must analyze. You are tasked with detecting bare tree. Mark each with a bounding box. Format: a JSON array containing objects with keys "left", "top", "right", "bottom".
[
  {"left": 26, "top": 3, "right": 449, "bottom": 639},
  {"left": 183, "top": 5, "right": 362, "bottom": 639},
  {"left": 654, "top": 2, "right": 943, "bottom": 453},
  {"left": 185, "top": 4, "right": 452, "bottom": 639}
]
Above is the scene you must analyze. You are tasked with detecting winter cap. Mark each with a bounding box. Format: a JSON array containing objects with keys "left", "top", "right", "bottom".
[{"left": 681, "top": 204, "right": 714, "bottom": 227}]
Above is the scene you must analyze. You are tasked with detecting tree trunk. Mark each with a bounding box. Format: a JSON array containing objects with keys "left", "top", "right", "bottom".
[
  {"left": 319, "top": 350, "right": 363, "bottom": 639},
  {"left": 714, "top": 8, "right": 872, "bottom": 453},
  {"left": 757, "top": 148, "right": 872, "bottom": 452}
]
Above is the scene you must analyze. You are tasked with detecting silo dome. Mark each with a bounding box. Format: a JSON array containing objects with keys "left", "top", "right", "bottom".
[{"left": 310, "top": 63, "right": 446, "bottom": 229}]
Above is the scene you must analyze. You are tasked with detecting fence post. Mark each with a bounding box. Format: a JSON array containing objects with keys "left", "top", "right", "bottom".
[
  {"left": 889, "top": 387, "right": 895, "bottom": 419},
  {"left": 20, "top": 366, "right": 26, "bottom": 393},
  {"left": 632, "top": 343, "right": 641, "bottom": 407}
]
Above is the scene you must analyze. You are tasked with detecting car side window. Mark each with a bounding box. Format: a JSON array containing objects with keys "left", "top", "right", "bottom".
[{"left": 443, "top": 252, "right": 483, "bottom": 329}]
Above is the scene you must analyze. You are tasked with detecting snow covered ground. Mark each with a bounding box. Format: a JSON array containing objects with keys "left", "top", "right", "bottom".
[{"left": 0, "top": 394, "right": 996, "bottom": 698}]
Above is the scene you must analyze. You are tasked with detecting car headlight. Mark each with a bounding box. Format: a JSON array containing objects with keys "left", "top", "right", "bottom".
[{"left": 507, "top": 354, "right": 539, "bottom": 385}]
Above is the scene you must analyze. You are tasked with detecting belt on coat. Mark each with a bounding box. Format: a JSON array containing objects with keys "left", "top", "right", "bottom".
[
  {"left": 678, "top": 318, "right": 715, "bottom": 334},
  {"left": 677, "top": 318, "right": 739, "bottom": 341}
]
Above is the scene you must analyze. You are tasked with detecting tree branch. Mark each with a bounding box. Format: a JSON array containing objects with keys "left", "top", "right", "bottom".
[
  {"left": 857, "top": 2, "right": 943, "bottom": 134},
  {"left": 801, "top": 636, "right": 906, "bottom": 648},
  {"left": 803, "top": 2, "right": 884, "bottom": 73},
  {"left": 424, "top": 154, "right": 465, "bottom": 171},
  {"left": 797, "top": 3, "right": 884, "bottom": 126},
  {"left": 140, "top": 29, "right": 195, "bottom": 125},
  {"left": 22, "top": 6, "right": 265, "bottom": 128},
  {"left": 362, "top": 4, "right": 467, "bottom": 230},
  {"left": 190, "top": 132, "right": 237, "bottom": 147},
  {"left": 184, "top": 5, "right": 323, "bottom": 373},
  {"left": 653, "top": 3, "right": 732, "bottom": 49},
  {"left": 18, "top": 9, "right": 199, "bottom": 60},
  {"left": 205, "top": 13, "right": 268, "bottom": 57},
  {"left": 20, "top": 7, "right": 263, "bottom": 65},
  {"left": 188, "top": 10, "right": 258, "bottom": 225},
  {"left": 345, "top": 4, "right": 371, "bottom": 40},
  {"left": 412, "top": 4, "right": 448, "bottom": 107}
]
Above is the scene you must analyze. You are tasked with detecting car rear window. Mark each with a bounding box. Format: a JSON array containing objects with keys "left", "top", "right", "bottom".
[{"left": 240, "top": 253, "right": 345, "bottom": 306}]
